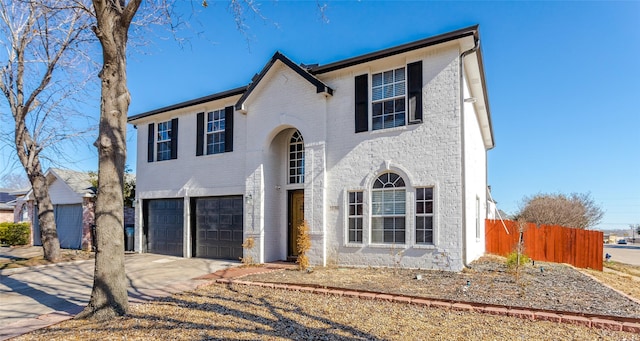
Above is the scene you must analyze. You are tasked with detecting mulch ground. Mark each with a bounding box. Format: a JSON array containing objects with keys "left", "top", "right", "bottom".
[{"left": 240, "top": 256, "right": 640, "bottom": 319}]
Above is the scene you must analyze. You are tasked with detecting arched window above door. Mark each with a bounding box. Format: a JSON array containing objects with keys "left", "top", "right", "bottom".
[{"left": 288, "top": 130, "right": 304, "bottom": 184}]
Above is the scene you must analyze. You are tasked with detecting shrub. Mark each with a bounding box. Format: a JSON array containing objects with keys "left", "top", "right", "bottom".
[
  {"left": 240, "top": 237, "right": 256, "bottom": 266},
  {"left": 296, "top": 220, "right": 311, "bottom": 271},
  {"left": 0, "top": 222, "right": 31, "bottom": 246},
  {"left": 506, "top": 251, "right": 530, "bottom": 268}
]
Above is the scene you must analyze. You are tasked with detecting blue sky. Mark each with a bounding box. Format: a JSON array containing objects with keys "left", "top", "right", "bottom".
[{"left": 3, "top": 1, "right": 639, "bottom": 230}]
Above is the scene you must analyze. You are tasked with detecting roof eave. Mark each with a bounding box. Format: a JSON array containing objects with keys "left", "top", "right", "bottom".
[
  {"left": 235, "top": 52, "right": 334, "bottom": 112},
  {"left": 128, "top": 86, "right": 247, "bottom": 123},
  {"left": 310, "top": 25, "right": 480, "bottom": 74}
]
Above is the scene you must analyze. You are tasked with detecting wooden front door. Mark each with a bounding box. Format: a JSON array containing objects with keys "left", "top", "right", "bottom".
[{"left": 288, "top": 190, "right": 304, "bottom": 258}]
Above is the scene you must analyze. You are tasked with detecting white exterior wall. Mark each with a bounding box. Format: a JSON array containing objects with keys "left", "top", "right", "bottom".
[
  {"left": 462, "top": 75, "right": 488, "bottom": 264},
  {"left": 320, "top": 44, "right": 465, "bottom": 270},
  {"left": 133, "top": 94, "right": 246, "bottom": 256},
  {"left": 242, "top": 63, "right": 329, "bottom": 264},
  {"left": 48, "top": 178, "right": 83, "bottom": 205},
  {"left": 131, "top": 38, "right": 491, "bottom": 271}
]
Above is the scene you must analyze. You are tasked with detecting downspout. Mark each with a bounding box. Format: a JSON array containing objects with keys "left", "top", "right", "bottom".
[{"left": 460, "top": 37, "right": 479, "bottom": 269}]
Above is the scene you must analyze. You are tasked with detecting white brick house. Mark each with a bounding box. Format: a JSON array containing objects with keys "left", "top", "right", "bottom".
[{"left": 128, "top": 25, "right": 494, "bottom": 271}]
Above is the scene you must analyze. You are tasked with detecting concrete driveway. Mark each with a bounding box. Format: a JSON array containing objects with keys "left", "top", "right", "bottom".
[
  {"left": 604, "top": 243, "right": 640, "bottom": 266},
  {"left": 0, "top": 250, "right": 238, "bottom": 340}
]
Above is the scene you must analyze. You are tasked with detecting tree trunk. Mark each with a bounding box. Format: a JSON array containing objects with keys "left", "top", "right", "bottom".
[
  {"left": 77, "top": 0, "right": 141, "bottom": 320},
  {"left": 15, "top": 115, "right": 61, "bottom": 262},
  {"left": 30, "top": 173, "right": 60, "bottom": 262}
]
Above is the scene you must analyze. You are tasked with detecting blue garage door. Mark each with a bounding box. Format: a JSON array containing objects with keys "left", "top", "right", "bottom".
[{"left": 55, "top": 204, "right": 83, "bottom": 249}]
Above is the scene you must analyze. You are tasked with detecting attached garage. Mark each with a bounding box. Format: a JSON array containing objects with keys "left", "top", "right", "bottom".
[
  {"left": 144, "top": 199, "right": 184, "bottom": 257},
  {"left": 192, "top": 196, "right": 243, "bottom": 260}
]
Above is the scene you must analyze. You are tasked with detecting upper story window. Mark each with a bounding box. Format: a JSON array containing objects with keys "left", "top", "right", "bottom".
[
  {"left": 371, "top": 172, "right": 406, "bottom": 244},
  {"left": 148, "top": 118, "right": 178, "bottom": 162},
  {"left": 196, "top": 106, "right": 234, "bottom": 157},
  {"left": 206, "top": 109, "right": 225, "bottom": 155},
  {"left": 354, "top": 61, "right": 422, "bottom": 133},
  {"left": 288, "top": 130, "right": 304, "bottom": 184},
  {"left": 156, "top": 120, "right": 173, "bottom": 161},
  {"left": 372, "top": 67, "right": 406, "bottom": 130}
]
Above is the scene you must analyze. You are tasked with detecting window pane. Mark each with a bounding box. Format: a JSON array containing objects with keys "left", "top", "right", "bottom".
[
  {"left": 424, "top": 188, "right": 433, "bottom": 200},
  {"left": 372, "top": 73, "right": 382, "bottom": 87},
  {"left": 395, "top": 68, "right": 405, "bottom": 81},
  {"left": 383, "top": 100, "right": 394, "bottom": 114},
  {"left": 383, "top": 70, "right": 393, "bottom": 84},
  {"left": 372, "top": 87, "right": 382, "bottom": 101},
  {"left": 425, "top": 201, "right": 433, "bottom": 213},
  {"left": 372, "top": 102, "right": 382, "bottom": 117},
  {"left": 395, "top": 82, "right": 405, "bottom": 96},
  {"left": 395, "top": 98, "right": 405, "bottom": 112}
]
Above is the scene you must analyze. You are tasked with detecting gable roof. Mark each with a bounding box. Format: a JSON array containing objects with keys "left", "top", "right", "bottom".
[
  {"left": 235, "top": 52, "right": 333, "bottom": 112},
  {"left": 48, "top": 168, "right": 96, "bottom": 196},
  {"left": 129, "top": 25, "right": 492, "bottom": 145}
]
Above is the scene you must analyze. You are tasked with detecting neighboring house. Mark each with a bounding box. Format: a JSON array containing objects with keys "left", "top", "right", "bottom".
[
  {"left": 13, "top": 169, "right": 96, "bottom": 250},
  {"left": 0, "top": 189, "right": 18, "bottom": 223},
  {"left": 128, "top": 25, "right": 494, "bottom": 271}
]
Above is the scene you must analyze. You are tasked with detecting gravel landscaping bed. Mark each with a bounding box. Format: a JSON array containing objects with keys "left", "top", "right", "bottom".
[
  {"left": 242, "top": 256, "right": 640, "bottom": 319},
  {"left": 16, "top": 284, "right": 639, "bottom": 341}
]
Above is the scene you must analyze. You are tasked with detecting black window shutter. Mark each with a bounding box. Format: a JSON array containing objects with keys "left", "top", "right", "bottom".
[
  {"left": 224, "top": 106, "right": 234, "bottom": 152},
  {"left": 196, "top": 112, "right": 204, "bottom": 156},
  {"left": 147, "top": 123, "right": 154, "bottom": 162},
  {"left": 407, "top": 61, "right": 423, "bottom": 124},
  {"left": 354, "top": 74, "right": 368, "bottom": 133},
  {"left": 170, "top": 118, "right": 178, "bottom": 160}
]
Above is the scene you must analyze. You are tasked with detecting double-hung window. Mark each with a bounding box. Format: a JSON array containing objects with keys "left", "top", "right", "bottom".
[
  {"left": 372, "top": 68, "right": 406, "bottom": 130},
  {"left": 206, "top": 109, "right": 225, "bottom": 154},
  {"left": 156, "top": 120, "right": 172, "bottom": 161},
  {"left": 371, "top": 173, "right": 406, "bottom": 244},
  {"left": 348, "top": 191, "right": 363, "bottom": 243},
  {"left": 354, "top": 61, "right": 422, "bottom": 133},
  {"left": 415, "top": 187, "right": 434, "bottom": 244},
  {"left": 196, "top": 106, "right": 234, "bottom": 156},
  {"left": 147, "top": 118, "right": 178, "bottom": 162}
]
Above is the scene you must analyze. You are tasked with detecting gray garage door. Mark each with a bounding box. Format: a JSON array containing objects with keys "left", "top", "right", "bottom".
[
  {"left": 54, "top": 204, "right": 83, "bottom": 249},
  {"left": 145, "top": 199, "right": 184, "bottom": 257},
  {"left": 193, "top": 196, "right": 243, "bottom": 260}
]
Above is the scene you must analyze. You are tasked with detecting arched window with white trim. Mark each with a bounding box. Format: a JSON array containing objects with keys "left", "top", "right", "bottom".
[
  {"left": 371, "top": 172, "right": 405, "bottom": 244},
  {"left": 288, "top": 130, "right": 304, "bottom": 184}
]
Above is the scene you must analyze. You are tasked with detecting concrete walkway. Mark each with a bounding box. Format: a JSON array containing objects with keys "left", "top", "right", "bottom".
[{"left": 0, "top": 251, "right": 238, "bottom": 340}]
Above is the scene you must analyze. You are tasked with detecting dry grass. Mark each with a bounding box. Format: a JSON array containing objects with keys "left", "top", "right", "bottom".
[
  {"left": 10, "top": 256, "right": 640, "bottom": 340},
  {"left": 584, "top": 261, "right": 640, "bottom": 302},
  {"left": 15, "top": 284, "right": 639, "bottom": 341},
  {"left": 0, "top": 249, "right": 94, "bottom": 270}
]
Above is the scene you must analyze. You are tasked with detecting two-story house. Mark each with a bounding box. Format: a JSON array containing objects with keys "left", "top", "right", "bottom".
[{"left": 128, "top": 25, "right": 494, "bottom": 271}]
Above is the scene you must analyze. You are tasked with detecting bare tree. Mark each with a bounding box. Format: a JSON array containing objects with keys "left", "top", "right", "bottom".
[
  {"left": 0, "top": 172, "right": 30, "bottom": 189},
  {"left": 0, "top": 0, "right": 95, "bottom": 261},
  {"left": 515, "top": 192, "right": 604, "bottom": 229},
  {"left": 79, "top": 0, "right": 270, "bottom": 320}
]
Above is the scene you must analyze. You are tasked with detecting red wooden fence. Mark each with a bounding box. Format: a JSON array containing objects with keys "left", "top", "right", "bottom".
[{"left": 485, "top": 219, "right": 603, "bottom": 271}]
